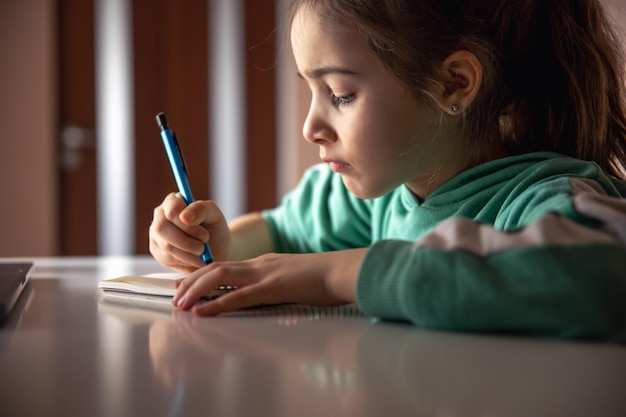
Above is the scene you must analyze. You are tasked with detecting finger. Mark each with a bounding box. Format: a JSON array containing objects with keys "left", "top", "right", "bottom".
[
  {"left": 149, "top": 234, "right": 206, "bottom": 272},
  {"left": 159, "top": 193, "right": 209, "bottom": 243},
  {"left": 149, "top": 245, "right": 200, "bottom": 274},
  {"left": 171, "top": 266, "right": 211, "bottom": 307},
  {"left": 180, "top": 200, "right": 225, "bottom": 228},
  {"left": 160, "top": 192, "right": 185, "bottom": 223},
  {"left": 171, "top": 266, "right": 215, "bottom": 309},
  {"left": 151, "top": 208, "right": 208, "bottom": 259},
  {"left": 192, "top": 282, "right": 283, "bottom": 316},
  {"left": 151, "top": 234, "right": 206, "bottom": 269},
  {"left": 161, "top": 197, "right": 210, "bottom": 243},
  {"left": 173, "top": 263, "right": 259, "bottom": 309}
]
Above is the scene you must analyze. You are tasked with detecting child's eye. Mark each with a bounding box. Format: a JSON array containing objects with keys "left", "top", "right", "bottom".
[{"left": 332, "top": 93, "right": 356, "bottom": 107}]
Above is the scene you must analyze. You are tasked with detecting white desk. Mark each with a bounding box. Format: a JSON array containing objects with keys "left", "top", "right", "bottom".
[{"left": 1, "top": 256, "right": 625, "bottom": 417}]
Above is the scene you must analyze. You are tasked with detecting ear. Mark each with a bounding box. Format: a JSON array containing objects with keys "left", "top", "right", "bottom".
[{"left": 437, "top": 50, "right": 482, "bottom": 115}]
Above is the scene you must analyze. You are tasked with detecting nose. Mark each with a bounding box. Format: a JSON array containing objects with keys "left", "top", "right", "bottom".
[{"left": 302, "top": 98, "right": 336, "bottom": 145}]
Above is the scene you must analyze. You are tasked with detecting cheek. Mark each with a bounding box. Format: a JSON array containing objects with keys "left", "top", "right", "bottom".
[
  {"left": 342, "top": 92, "right": 428, "bottom": 161},
  {"left": 385, "top": 102, "right": 437, "bottom": 155},
  {"left": 365, "top": 117, "right": 421, "bottom": 159},
  {"left": 342, "top": 114, "right": 414, "bottom": 168},
  {"left": 373, "top": 93, "right": 423, "bottom": 139}
]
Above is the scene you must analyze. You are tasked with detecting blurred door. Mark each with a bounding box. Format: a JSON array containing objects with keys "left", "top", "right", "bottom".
[
  {"left": 58, "top": 0, "right": 276, "bottom": 255},
  {"left": 133, "top": 0, "right": 278, "bottom": 254},
  {"left": 132, "top": 0, "right": 210, "bottom": 255},
  {"left": 58, "top": 0, "right": 98, "bottom": 255}
]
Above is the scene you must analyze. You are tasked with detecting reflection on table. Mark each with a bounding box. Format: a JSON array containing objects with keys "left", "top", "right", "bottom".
[{"left": 0, "top": 256, "right": 625, "bottom": 417}]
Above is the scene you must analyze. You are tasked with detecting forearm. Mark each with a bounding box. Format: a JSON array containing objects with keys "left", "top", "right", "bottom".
[
  {"left": 227, "top": 212, "right": 275, "bottom": 261},
  {"left": 357, "top": 240, "right": 626, "bottom": 340},
  {"left": 228, "top": 213, "right": 364, "bottom": 302}
]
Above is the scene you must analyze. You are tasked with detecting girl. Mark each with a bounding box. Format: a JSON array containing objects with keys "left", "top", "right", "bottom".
[{"left": 149, "top": 0, "right": 626, "bottom": 340}]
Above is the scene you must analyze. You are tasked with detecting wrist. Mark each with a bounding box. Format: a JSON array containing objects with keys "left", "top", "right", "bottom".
[
  {"left": 228, "top": 213, "right": 274, "bottom": 260},
  {"left": 327, "top": 248, "right": 366, "bottom": 303}
]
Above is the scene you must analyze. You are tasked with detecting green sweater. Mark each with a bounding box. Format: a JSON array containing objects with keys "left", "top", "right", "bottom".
[{"left": 262, "top": 152, "right": 626, "bottom": 340}]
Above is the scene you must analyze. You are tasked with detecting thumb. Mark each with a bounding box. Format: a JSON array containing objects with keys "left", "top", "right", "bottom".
[{"left": 179, "top": 200, "right": 225, "bottom": 228}]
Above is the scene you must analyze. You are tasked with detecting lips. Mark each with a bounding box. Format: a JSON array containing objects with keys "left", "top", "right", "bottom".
[{"left": 322, "top": 157, "right": 351, "bottom": 173}]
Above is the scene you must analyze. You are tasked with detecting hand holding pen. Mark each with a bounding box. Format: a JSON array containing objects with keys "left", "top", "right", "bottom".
[{"left": 156, "top": 112, "right": 214, "bottom": 265}]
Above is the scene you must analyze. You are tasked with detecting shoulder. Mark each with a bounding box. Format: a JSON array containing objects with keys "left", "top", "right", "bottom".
[
  {"left": 508, "top": 153, "right": 626, "bottom": 200},
  {"left": 495, "top": 153, "right": 626, "bottom": 227}
]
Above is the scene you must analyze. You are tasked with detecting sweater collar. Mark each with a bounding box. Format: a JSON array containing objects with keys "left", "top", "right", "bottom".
[{"left": 400, "top": 152, "right": 564, "bottom": 207}]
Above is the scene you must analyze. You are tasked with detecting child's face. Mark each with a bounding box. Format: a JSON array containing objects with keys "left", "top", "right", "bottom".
[{"left": 291, "top": 7, "right": 465, "bottom": 199}]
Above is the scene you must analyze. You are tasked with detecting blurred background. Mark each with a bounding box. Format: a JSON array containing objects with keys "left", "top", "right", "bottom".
[
  {"left": 0, "top": 0, "right": 317, "bottom": 257},
  {"left": 0, "top": 0, "right": 624, "bottom": 258}
]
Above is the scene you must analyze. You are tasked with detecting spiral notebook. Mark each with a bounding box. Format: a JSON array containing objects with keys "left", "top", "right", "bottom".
[
  {"left": 98, "top": 272, "right": 233, "bottom": 307},
  {"left": 98, "top": 272, "right": 364, "bottom": 318}
]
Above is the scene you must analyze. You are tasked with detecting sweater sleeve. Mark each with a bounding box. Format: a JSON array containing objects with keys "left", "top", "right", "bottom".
[{"left": 356, "top": 178, "right": 626, "bottom": 341}]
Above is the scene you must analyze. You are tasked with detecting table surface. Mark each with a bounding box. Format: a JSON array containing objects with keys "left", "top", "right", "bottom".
[{"left": 1, "top": 256, "right": 625, "bottom": 417}]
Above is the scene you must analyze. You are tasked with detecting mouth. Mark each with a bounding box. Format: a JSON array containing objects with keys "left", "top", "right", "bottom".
[{"left": 321, "top": 157, "right": 351, "bottom": 173}]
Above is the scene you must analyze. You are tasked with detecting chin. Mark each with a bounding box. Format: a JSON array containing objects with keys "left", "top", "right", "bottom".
[{"left": 342, "top": 177, "right": 391, "bottom": 200}]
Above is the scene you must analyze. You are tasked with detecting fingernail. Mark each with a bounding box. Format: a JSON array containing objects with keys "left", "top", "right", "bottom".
[
  {"left": 180, "top": 210, "right": 196, "bottom": 226},
  {"left": 185, "top": 210, "right": 197, "bottom": 222},
  {"left": 177, "top": 296, "right": 189, "bottom": 309}
]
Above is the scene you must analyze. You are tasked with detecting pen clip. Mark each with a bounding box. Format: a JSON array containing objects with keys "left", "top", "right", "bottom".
[{"left": 171, "top": 132, "right": 190, "bottom": 179}]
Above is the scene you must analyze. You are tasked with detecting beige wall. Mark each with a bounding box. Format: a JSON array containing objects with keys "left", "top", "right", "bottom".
[{"left": 0, "top": 0, "right": 57, "bottom": 256}]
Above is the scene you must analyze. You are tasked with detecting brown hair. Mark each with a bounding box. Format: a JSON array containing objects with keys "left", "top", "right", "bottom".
[{"left": 289, "top": 0, "right": 626, "bottom": 177}]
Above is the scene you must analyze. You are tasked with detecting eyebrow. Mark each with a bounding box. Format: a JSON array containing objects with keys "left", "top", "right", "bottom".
[{"left": 297, "top": 66, "right": 359, "bottom": 79}]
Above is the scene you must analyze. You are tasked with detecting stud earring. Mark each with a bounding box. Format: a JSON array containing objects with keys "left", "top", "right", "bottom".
[{"left": 451, "top": 102, "right": 461, "bottom": 113}]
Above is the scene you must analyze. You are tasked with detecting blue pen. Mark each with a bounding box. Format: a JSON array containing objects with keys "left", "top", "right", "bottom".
[{"left": 156, "top": 112, "right": 214, "bottom": 264}]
